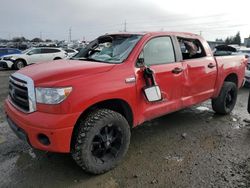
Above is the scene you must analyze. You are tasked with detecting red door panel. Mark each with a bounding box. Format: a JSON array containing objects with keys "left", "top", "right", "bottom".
[
  {"left": 182, "top": 56, "right": 217, "bottom": 107},
  {"left": 135, "top": 62, "right": 184, "bottom": 124}
]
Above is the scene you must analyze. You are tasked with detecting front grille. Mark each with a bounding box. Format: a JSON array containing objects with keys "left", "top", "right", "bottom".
[
  {"left": 8, "top": 73, "right": 36, "bottom": 113},
  {"left": 9, "top": 76, "right": 29, "bottom": 111},
  {"left": 247, "top": 64, "right": 250, "bottom": 70}
]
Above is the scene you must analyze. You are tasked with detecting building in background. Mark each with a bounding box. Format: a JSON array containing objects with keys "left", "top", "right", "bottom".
[{"left": 244, "top": 38, "right": 250, "bottom": 47}]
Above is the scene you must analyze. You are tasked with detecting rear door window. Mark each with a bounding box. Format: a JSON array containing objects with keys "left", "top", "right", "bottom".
[
  {"left": 41, "top": 48, "right": 60, "bottom": 53},
  {"left": 177, "top": 38, "right": 206, "bottom": 60}
]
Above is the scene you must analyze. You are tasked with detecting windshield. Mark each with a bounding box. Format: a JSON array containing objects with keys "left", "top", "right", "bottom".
[
  {"left": 22, "top": 49, "right": 32, "bottom": 54},
  {"left": 72, "top": 34, "right": 142, "bottom": 63}
]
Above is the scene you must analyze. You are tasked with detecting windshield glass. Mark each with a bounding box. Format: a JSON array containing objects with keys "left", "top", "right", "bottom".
[
  {"left": 22, "top": 49, "right": 32, "bottom": 54},
  {"left": 72, "top": 34, "right": 142, "bottom": 63}
]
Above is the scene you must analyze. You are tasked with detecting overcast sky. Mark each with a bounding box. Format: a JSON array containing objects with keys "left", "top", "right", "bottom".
[{"left": 1, "top": 0, "right": 249, "bottom": 41}]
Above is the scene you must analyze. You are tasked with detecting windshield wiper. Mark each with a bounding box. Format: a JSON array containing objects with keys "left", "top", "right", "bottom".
[{"left": 72, "top": 56, "right": 108, "bottom": 63}]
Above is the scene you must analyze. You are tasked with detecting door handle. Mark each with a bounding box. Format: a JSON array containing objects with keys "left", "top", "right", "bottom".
[
  {"left": 208, "top": 63, "right": 215, "bottom": 68},
  {"left": 172, "top": 67, "right": 183, "bottom": 74}
]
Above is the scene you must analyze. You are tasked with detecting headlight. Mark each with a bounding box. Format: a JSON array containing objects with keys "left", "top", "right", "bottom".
[
  {"left": 35, "top": 87, "right": 72, "bottom": 104},
  {"left": 3, "top": 56, "right": 13, "bottom": 60}
]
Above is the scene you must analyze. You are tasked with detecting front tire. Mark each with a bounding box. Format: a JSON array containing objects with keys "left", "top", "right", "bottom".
[
  {"left": 212, "top": 82, "right": 237, "bottom": 114},
  {"left": 72, "top": 109, "right": 131, "bottom": 174},
  {"left": 13, "top": 59, "right": 26, "bottom": 70}
]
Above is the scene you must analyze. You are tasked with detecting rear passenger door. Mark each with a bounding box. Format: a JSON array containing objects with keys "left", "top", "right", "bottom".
[
  {"left": 41, "top": 48, "right": 57, "bottom": 61},
  {"left": 176, "top": 37, "right": 217, "bottom": 107},
  {"left": 136, "top": 36, "right": 184, "bottom": 121}
]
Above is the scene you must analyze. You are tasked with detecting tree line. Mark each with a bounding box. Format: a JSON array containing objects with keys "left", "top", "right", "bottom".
[{"left": 0, "top": 37, "right": 52, "bottom": 43}]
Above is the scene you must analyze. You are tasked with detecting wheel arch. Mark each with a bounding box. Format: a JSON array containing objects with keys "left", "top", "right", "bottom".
[
  {"left": 70, "top": 98, "right": 134, "bottom": 150},
  {"left": 224, "top": 73, "right": 238, "bottom": 87},
  {"left": 15, "top": 58, "right": 27, "bottom": 65}
]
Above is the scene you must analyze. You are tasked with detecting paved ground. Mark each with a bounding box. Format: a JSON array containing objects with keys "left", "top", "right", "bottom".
[{"left": 1, "top": 68, "right": 250, "bottom": 188}]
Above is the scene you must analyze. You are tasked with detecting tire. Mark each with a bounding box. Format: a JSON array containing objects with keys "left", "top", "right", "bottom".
[
  {"left": 53, "top": 57, "right": 61, "bottom": 60},
  {"left": 244, "top": 81, "right": 250, "bottom": 88},
  {"left": 212, "top": 81, "right": 237, "bottom": 114},
  {"left": 13, "top": 59, "right": 26, "bottom": 70},
  {"left": 72, "top": 109, "right": 131, "bottom": 174}
]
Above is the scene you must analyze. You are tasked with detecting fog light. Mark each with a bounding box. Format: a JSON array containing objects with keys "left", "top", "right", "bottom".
[{"left": 38, "top": 134, "right": 50, "bottom": 146}]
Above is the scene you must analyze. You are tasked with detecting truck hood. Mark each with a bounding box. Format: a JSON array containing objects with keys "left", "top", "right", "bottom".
[{"left": 17, "top": 60, "right": 115, "bottom": 85}]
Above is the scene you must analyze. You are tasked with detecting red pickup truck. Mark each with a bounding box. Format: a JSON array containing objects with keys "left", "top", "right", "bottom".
[{"left": 4, "top": 32, "right": 247, "bottom": 174}]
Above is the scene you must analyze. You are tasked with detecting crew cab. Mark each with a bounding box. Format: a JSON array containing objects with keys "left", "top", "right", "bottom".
[
  {"left": 4, "top": 32, "right": 247, "bottom": 174},
  {"left": 0, "top": 47, "right": 67, "bottom": 70}
]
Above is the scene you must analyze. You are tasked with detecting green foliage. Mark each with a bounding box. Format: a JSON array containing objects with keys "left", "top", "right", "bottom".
[
  {"left": 224, "top": 32, "right": 241, "bottom": 45},
  {"left": 12, "top": 37, "right": 27, "bottom": 42},
  {"left": 31, "top": 38, "right": 43, "bottom": 42}
]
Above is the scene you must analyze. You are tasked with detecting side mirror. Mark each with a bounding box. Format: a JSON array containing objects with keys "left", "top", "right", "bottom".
[
  {"left": 137, "top": 57, "right": 145, "bottom": 68},
  {"left": 144, "top": 85, "right": 162, "bottom": 102},
  {"left": 245, "top": 54, "right": 249, "bottom": 59}
]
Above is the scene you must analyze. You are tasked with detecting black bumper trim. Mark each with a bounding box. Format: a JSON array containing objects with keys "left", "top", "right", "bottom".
[
  {"left": 6, "top": 116, "right": 30, "bottom": 145},
  {"left": 0, "top": 61, "right": 8, "bottom": 68}
]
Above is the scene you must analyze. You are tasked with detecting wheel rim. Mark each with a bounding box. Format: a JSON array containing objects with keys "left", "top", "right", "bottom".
[
  {"left": 225, "top": 88, "right": 235, "bottom": 109},
  {"left": 17, "top": 61, "right": 24, "bottom": 69},
  {"left": 91, "top": 124, "right": 122, "bottom": 163}
]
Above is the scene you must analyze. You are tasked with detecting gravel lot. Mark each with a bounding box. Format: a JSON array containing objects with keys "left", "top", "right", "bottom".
[{"left": 0, "top": 68, "right": 250, "bottom": 188}]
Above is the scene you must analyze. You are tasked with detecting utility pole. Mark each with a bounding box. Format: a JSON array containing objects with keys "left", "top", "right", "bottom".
[
  {"left": 69, "top": 27, "right": 72, "bottom": 42},
  {"left": 40, "top": 31, "right": 42, "bottom": 40},
  {"left": 124, "top": 20, "right": 127, "bottom": 32}
]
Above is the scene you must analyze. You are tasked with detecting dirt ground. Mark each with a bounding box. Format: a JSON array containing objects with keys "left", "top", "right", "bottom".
[{"left": 1, "top": 68, "right": 250, "bottom": 188}]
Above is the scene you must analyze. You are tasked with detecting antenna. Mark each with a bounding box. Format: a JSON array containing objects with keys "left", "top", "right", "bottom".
[
  {"left": 69, "top": 27, "right": 72, "bottom": 42},
  {"left": 124, "top": 20, "right": 127, "bottom": 32}
]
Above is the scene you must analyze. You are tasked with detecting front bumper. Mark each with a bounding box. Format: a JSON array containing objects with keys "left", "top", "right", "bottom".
[
  {"left": 7, "top": 116, "right": 30, "bottom": 144},
  {"left": 0, "top": 60, "right": 13, "bottom": 68},
  {"left": 4, "top": 98, "right": 80, "bottom": 153}
]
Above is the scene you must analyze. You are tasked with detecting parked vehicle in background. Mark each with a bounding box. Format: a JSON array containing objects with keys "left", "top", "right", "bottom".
[
  {"left": 0, "top": 47, "right": 67, "bottom": 70},
  {"left": 0, "top": 48, "right": 21, "bottom": 57},
  {"left": 63, "top": 48, "right": 78, "bottom": 58},
  {"left": 248, "top": 89, "right": 250, "bottom": 113},
  {"left": 213, "top": 45, "right": 237, "bottom": 56},
  {"left": 4, "top": 32, "right": 247, "bottom": 174},
  {"left": 238, "top": 47, "right": 250, "bottom": 87}
]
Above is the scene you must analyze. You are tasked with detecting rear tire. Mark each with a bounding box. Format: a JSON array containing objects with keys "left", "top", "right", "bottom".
[
  {"left": 72, "top": 109, "right": 131, "bottom": 174},
  {"left": 13, "top": 59, "right": 26, "bottom": 70},
  {"left": 212, "top": 82, "right": 237, "bottom": 114}
]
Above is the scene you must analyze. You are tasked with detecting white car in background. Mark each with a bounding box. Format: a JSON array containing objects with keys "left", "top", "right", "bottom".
[
  {"left": 0, "top": 47, "right": 67, "bottom": 70},
  {"left": 64, "top": 48, "right": 78, "bottom": 58},
  {"left": 238, "top": 47, "right": 250, "bottom": 87}
]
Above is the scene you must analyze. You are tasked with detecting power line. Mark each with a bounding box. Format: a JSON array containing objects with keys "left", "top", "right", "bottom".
[
  {"left": 40, "top": 31, "right": 42, "bottom": 39},
  {"left": 124, "top": 20, "right": 127, "bottom": 32},
  {"left": 69, "top": 27, "right": 72, "bottom": 42}
]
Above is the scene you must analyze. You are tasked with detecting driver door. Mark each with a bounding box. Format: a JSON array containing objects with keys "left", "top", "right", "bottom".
[{"left": 136, "top": 36, "right": 184, "bottom": 122}]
